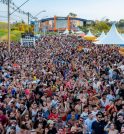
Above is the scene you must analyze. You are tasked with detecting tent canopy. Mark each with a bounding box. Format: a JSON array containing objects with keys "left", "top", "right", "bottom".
[
  {"left": 85, "top": 30, "right": 95, "bottom": 37},
  {"left": 71, "top": 30, "right": 74, "bottom": 34},
  {"left": 97, "top": 31, "right": 106, "bottom": 41},
  {"left": 121, "top": 34, "right": 124, "bottom": 39},
  {"left": 84, "top": 30, "right": 96, "bottom": 41},
  {"left": 75, "top": 31, "right": 84, "bottom": 34},
  {"left": 95, "top": 24, "right": 124, "bottom": 44},
  {"left": 78, "top": 33, "right": 85, "bottom": 37},
  {"left": 63, "top": 29, "right": 69, "bottom": 34}
]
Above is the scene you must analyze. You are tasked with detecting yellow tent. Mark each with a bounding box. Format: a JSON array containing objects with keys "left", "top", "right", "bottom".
[
  {"left": 119, "top": 50, "right": 124, "bottom": 56},
  {"left": 119, "top": 47, "right": 124, "bottom": 52},
  {"left": 84, "top": 30, "right": 96, "bottom": 41}
]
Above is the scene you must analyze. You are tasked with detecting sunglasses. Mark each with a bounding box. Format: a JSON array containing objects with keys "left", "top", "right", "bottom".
[
  {"left": 38, "top": 114, "right": 42, "bottom": 117},
  {"left": 98, "top": 116, "right": 102, "bottom": 118}
]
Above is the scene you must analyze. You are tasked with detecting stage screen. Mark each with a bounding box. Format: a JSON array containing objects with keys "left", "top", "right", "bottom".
[{"left": 56, "top": 18, "right": 68, "bottom": 29}]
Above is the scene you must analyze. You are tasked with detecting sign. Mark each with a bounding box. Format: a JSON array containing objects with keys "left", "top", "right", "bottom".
[
  {"left": 21, "top": 33, "right": 35, "bottom": 47},
  {"left": 57, "top": 17, "right": 67, "bottom": 20}
]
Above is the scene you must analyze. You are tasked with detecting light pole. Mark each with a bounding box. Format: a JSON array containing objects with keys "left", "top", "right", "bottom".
[
  {"left": 33, "top": 10, "right": 46, "bottom": 34},
  {"left": 7, "top": 0, "right": 30, "bottom": 52},
  {"left": 28, "top": 12, "right": 30, "bottom": 33},
  {"left": 8, "top": 0, "right": 10, "bottom": 52},
  {"left": 34, "top": 10, "right": 46, "bottom": 18}
]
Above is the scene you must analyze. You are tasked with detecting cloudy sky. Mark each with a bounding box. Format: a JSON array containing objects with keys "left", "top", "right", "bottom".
[{"left": 0, "top": 0, "right": 124, "bottom": 22}]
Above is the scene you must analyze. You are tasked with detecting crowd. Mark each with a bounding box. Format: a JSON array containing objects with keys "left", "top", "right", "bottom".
[{"left": 0, "top": 35, "right": 124, "bottom": 134}]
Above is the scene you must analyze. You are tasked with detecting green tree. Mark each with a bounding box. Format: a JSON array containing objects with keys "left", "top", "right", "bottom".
[
  {"left": 78, "top": 26, "right": 89, "bottom": 33},
  {"left": 68, "top": 12, "right": 77, "bottom": 18},
  {"left": 94, "top": 21, "right": 110, "bottom": 33},
  {"left": 118, "top": 19, "right": 124, "bottom": 28}
]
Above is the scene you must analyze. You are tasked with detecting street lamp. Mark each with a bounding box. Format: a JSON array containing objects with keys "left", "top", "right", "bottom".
[
  {"left": 34, "top": 10, "right": 46, "bottom": 18},
  {"left": 33, "top": 10, "right": 46, "bottom": 34}
]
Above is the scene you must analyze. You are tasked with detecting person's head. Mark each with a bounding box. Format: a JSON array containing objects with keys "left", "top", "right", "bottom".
[
  {"left": 51, "top": 108, "right": 56, "bottom": 114},
  {"left": 93, "top": 105, "right": 98, "bottom": 112},
  {"left": 58, "top": 115, "right": 62, "bottom": 121},
  {"left": 24, "top": 114, "right": 30, "bottom": 120},
  {"left": 44, "top": 127, "right": 49, "bottom": 133},
  {"left": 38, "top": 122, "right": 43, "bottom": 129},
  {"left": 117, "top": 99, "right": 122, "bottom": 105},
  {"left": 109, "top": 100, "right": 114, "bottom": 105},
  {"left": 33, "top": 103, "right": 37, "bottom": 109},
  {"left": 54, "top": 95, "right": 58, "bottom": 100},
  {"left": 37, "top": 112, "right": 43, "bottom": 121},
  {"left": 71, "top": 126, "right": 76, "bottom": 133},
  {"left": 43, "top": 101, "right": 47, "bottom": 107},
  {"left": 118, "top": 114, "right": 124, "bottom": 123},
  {"left": 20, "top": 103, "right": 25, "bottom": 109},
  {"left": 84, "top": 105, "right": 88, "bottom": 113},
  {"left": 112, "top": 111, "right": 117, "bottom": 118},
  {"left": 79, "top": 117, "right": 83, "bottom": 124},
  {"left": 58, "top": 128, "right": 64, "bottom": 134},
  {"left": 121, "top": 124, "right": 124, "bottom": 133},
  {"left": 36, "top": 94, "right": 40, "bottom": 99},
  {"left": 88, "top": 112, "right": 94, "bottom": 119},
  {"left": 9, "top": 112, "right": 15, "bottom": 118},
  {"left": 9, "top": 126, "right": 16, "bottom": 134},
  {"left": 49, "top": 122, "right": 54, "bottom": 128},
  {"left": 96, "top": 113, "right": 103, "bottom": 122},
  {"left": 102, "top": 94, "right": 106, "bottom": 100},
  {"left": 10, "top": 118, "right": 17, "bottom": 126},
  {"left": 109, "top": 123, "right": 115, "bottom": 130},
  {"left": 47, "top": 97, "right": 51, "bottom": 102}
]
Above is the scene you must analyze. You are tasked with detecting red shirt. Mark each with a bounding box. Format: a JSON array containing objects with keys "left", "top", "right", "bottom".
[
  {"left": 0, "top": 114, "right": 7, "bottom": 125},
  {"left": 48, "top": 113, "right": 58, "bottom": 120},
  {"left": 45, "top": 90, "right": 52, "bottom": 97}
]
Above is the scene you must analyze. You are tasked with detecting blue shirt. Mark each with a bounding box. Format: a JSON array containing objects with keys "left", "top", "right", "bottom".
[{"left": 66, "top": 114, "right": 79, "bottom": 121}]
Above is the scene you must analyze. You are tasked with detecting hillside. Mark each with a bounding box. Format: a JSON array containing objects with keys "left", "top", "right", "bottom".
[{"left": 0, "top": 22, "right": 33, "bottom": 42}]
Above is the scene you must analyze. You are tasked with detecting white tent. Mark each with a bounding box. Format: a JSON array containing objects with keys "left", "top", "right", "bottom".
[
  {"left": 63, "top": 29, "right": 69, "bottom": 34},
  {"left": 85, "top": 30, "right": 94, "bottom": 37},
  {"left": 75, "top": 31, "right": 84, "bottom": 34},
  {"left": 71, "top": 30, "right": 75, "bottom": 34},
  {"left": 95, "top": 24, "right": 124, "bottom": 44},
  {"left": 121, "top": 34, "right": 124, "bottom": 39},
  {"left": 97, "top": 31, "right": 106, "bottom": 41}
]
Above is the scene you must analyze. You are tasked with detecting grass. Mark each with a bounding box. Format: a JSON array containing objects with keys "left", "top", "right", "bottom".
[
  {"left": 0, "top": 30, "right": 23, "bottom": 42},
  {"left": 0, "top": 22, "right": 23, "bottom": 42}
]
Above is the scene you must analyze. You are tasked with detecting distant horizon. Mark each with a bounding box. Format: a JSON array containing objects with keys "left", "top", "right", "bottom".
[{"left": 0, "top": 0, "right": 124, "bottom": 23}]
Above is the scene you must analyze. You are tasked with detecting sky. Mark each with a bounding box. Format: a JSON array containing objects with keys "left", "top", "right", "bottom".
[{"left": 0, "top": 0, "right": 124, "bottom": 22}]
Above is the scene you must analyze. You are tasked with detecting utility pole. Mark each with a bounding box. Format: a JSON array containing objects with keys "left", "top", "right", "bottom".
[
  {"left": 28, "top": 12, "right": 30, "bottom": 33},
  {"left": 7, "top": 0, "right": 30, "bottom": 52},
  {"left": 8, "top": 0, "right": 10, "bottom": 52}
]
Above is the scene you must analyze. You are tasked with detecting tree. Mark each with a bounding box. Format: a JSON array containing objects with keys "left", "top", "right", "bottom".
[
  {"left": 94, "top": 21, "right": 110, "bottom": 33},
  {"left": 68, "top": 12, "right": 77, "bottom": 18},
  {"left": 78, "top": 26, "right": 89, "bottom": 33},
  {"left": 118, "top": 19, "right": 124, "bottom": 28}
]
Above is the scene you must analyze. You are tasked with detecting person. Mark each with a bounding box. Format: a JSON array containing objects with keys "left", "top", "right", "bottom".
[
  {"left": 80, "top": 105, "right": 89, "bottom": 120},
  {"left": 0, "top": 35, "right": 124, "bottom": 133},
  {"left": 120, "top": 124, "right": 124, "bottom": 134},
  {"left": 0, "top": 122, "right": 5, "bottom": 134},
  {"left": 47, "top": 121, "right": 57, "bottom": 134},
  {"left": 115, "top": 113, "right": 124, "bottom": 133},
  {"left": 9, "top": 126, "right": 16, "bottom": 134},
  {"left": 85, "top": 112, "right": 96, "bottom": 134},
  {"left": 104, "top": 122, "right": 118, "bottom": 134},
  {"left": 92, "top": 112, "right": 106, "bottom": 134}
]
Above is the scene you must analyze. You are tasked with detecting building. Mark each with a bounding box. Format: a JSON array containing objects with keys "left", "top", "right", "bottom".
[{"left": 31, "top": 16, "right": 93, "bottom": 32}]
